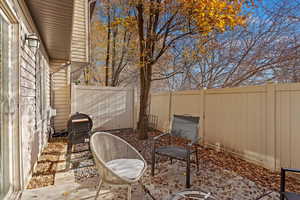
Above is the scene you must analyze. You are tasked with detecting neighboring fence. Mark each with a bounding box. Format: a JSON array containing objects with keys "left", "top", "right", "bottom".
[
  {"left": 71, "top": 84, "right": 135, "bottom": 131},
  {"left": 149, "top": 83, "right": 300, "bottom": 171}
]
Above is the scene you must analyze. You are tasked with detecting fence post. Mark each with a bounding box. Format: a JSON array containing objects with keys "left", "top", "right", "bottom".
[
  {"left": 168, "top": 91, "right": 173, "bottom": 125},
  {"left": 133, "top": 87, "right": 137, "bottom": 130},
  {"left": 200, "top": 89, "right": 206, "bottom": 143},
  {"left": 266, "top": 84, "right": 276, "bottom": 171}
]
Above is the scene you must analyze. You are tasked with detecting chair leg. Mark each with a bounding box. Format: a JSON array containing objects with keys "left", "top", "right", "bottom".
[
  {"left": 87, "top": 137, "right": 91, "bottom": 152},
  {"left": 128, "top": 185, "right": 132, "bottom": 200},
  {"left": 151, "top": 151, "right": 156, "bottom": 176},
  {"left": 280, "top": 169, "right": 285, "bottom": 200},
  {"left": 195, "top": 148, "right": 199, "bottom": 171},
  {"left": 170, "top": 158, "right": 173, "bottom": 164},
  {"left": 186, "top": 154, "right": 191, "bottom": 188},
  {"left": 95, "top": 178, "right": 103, "bottom": 200},
  {"left": 66, "top": 139, "right": 73, "bottom": 170}
]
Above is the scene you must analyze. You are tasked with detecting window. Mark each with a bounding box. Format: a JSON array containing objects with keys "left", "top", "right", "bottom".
[
  {"left": 35, "top": 53, "right": 46, "bottom": 129},
  {"left": 0, "top": 13, "right": 10, "bottom": 199},
  {"left": 35, "top": 52, "right": 41, "bottom": 127}
]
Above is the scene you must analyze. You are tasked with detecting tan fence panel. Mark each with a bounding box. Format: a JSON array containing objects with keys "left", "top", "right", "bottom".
[
  {"left": 150, "top": 92, "right": 171, "bottom": 131},
  {"left": 171, "top": 91, "right": 202, "bottom": 116},
  {"left": 204, "top": 86, "right": 268, "bottom": 167},
  {"left": 149, "top": 83, "right": 300, "bottom": 170},
  {"left": 71, "top": 85, "right": 134, "bottom": 130},
  {"left": 275, "top": 84, "right": 300, "bottom": 169}
]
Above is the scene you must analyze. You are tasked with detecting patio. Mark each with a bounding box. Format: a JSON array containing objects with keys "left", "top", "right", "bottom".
[{"left": 21, "top": 131, "right": 300, "bottom": 200}]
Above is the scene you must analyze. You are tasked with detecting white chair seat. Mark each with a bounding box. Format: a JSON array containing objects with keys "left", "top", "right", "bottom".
[{"left": 106, "top": 159, "right": 145, "bottom": 180}]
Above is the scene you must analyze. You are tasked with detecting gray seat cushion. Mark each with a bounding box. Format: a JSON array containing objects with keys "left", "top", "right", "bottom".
[
  {"left": 284, "top": 192, "right": 300, "bottom": 200},
  {"left": 106, "top": 159, "right": 144, "bottom": 180},
  {"left": 155, "top": 146, "right": 195, "bottom": 160}
]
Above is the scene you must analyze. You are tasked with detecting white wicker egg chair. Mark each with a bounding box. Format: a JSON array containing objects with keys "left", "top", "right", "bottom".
[{"left": 90, "top": 132, "right": 147, "bottom": 200}]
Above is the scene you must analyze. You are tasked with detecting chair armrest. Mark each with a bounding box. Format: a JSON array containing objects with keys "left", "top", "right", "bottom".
[
  {"left": 282, "top": 168, "right": 300, "bottom": 173},
  {"left": 153, "top": 132, "right": 170, "bottom": 141},
  {"left": 280, "top": 168, "right": 300, "bottom": 199}
]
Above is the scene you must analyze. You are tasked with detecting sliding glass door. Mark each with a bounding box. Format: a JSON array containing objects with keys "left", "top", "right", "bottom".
[{"left": 0, "top": 13, "right": 11, "bottom": 199}]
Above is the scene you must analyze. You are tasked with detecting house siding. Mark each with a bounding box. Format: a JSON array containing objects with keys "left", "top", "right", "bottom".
[
  {"left": 0, "top": 0, "right": 89, "bottom": 195},
  {"left": 1, "top": 0, "right": 90, "bottom": 190},
  {"left": 17, "top": 7, "right": 51, "bottom": 186},
  {"left": 71, "top": 0, "right": 89, "bottom": 63},
  {"left": 51, "top": 60, "right": 70, "bottom": 132}
]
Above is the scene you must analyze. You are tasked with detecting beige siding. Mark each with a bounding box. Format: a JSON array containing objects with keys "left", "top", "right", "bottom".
[
  {"left": 149, "top": 83, "right": 300, "bottom": 171},
  {"left": 71, "top": 0, "right": 89, "bottom": 63},
  {"left": 20, "top": 23, "right": 37, "bottom": 185},
  {"left": 20, "top": 21, "right": 50, "bottom": 186},
  {"left": 51, "top": 60, "right": 70, "bottom": 131}
]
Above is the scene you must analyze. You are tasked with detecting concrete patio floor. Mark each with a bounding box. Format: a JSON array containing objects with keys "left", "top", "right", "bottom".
[
  {"left": 21, "top": 137, "right": 280, "bottom": 200},
  {"left": 21, "top": 160, "right": 279, "bottom": 200}
]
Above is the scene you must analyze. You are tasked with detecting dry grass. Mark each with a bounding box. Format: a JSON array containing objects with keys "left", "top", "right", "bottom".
[{"left": 26, "top": 139, "right": 68, "bottom": 189}]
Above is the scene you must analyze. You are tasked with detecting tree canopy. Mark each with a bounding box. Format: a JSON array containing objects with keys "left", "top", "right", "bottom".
[{"left": 89, "top": 0, "right": 300, "bottom": 139}]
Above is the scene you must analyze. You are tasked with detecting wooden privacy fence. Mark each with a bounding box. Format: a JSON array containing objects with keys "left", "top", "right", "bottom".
[
  {"left": 149, "top": 83, "right": 300, "bottom": 171},
  {"left": 71, "top": 84, "right": 135, "bottom": 131}
]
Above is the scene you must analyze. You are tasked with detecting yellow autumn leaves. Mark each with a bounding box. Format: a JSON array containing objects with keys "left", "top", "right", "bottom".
[
  {"left": 179, "top": 0, "right": 247, "bottom": 33},
  {"left": 101, "top": 0, "right": 248, "bottom": 34},
  {"left": 111, "top": 16, "right": 136, "bottom": 28}
]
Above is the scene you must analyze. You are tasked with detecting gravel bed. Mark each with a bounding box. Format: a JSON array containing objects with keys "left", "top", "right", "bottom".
[{"left": 26, "top": 130, "right": 300, "bottom": 200}]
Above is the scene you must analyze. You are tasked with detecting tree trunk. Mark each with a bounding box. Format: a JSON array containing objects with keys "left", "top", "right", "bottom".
[
  {"left": 105, "top": 1, "right": 111, "bottom": 86},
  {"left": 137, "top": 64, "right": 152, "bottom": 140},
  {"left": 136, "top": 2, "right": 153, "bottom": 140},
  {"left": 111, "top": 9, "right": 118, "bottom": 86}
]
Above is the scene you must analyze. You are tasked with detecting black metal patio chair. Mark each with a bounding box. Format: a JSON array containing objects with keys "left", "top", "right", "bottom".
[
  {"left": 280, "top": 168, "right": 300, "bottom": 200},
  {"left": 66, "top": 112, "right": 93, "bottom": 169},
  {"left": 151, "top": 114, "right": 200, "bottom": 188}
]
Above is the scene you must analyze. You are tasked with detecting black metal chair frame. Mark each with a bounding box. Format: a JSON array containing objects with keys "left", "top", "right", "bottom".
[
  {"left": 66, "top": 112, "right": 93, "bottom": 169},
  {"left": 151, "top": 115, "right": 200, "bottom": 188},
  {"left": 280, "top": 168, "right": 300, "bottom": 200}
]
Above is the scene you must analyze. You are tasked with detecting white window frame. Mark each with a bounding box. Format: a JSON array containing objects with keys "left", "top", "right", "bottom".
[
  {"left": 0, "top": 11, "right": 10, "bottom": 200},
  {"left": 35, "top": 52, "right": 47, "bottom": 132},
  {"left": 35, "top": 52, "right": 41, "bottom": 129},
  {"left": 0, "top": 1, "right": 21, "bottom": 199}
]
